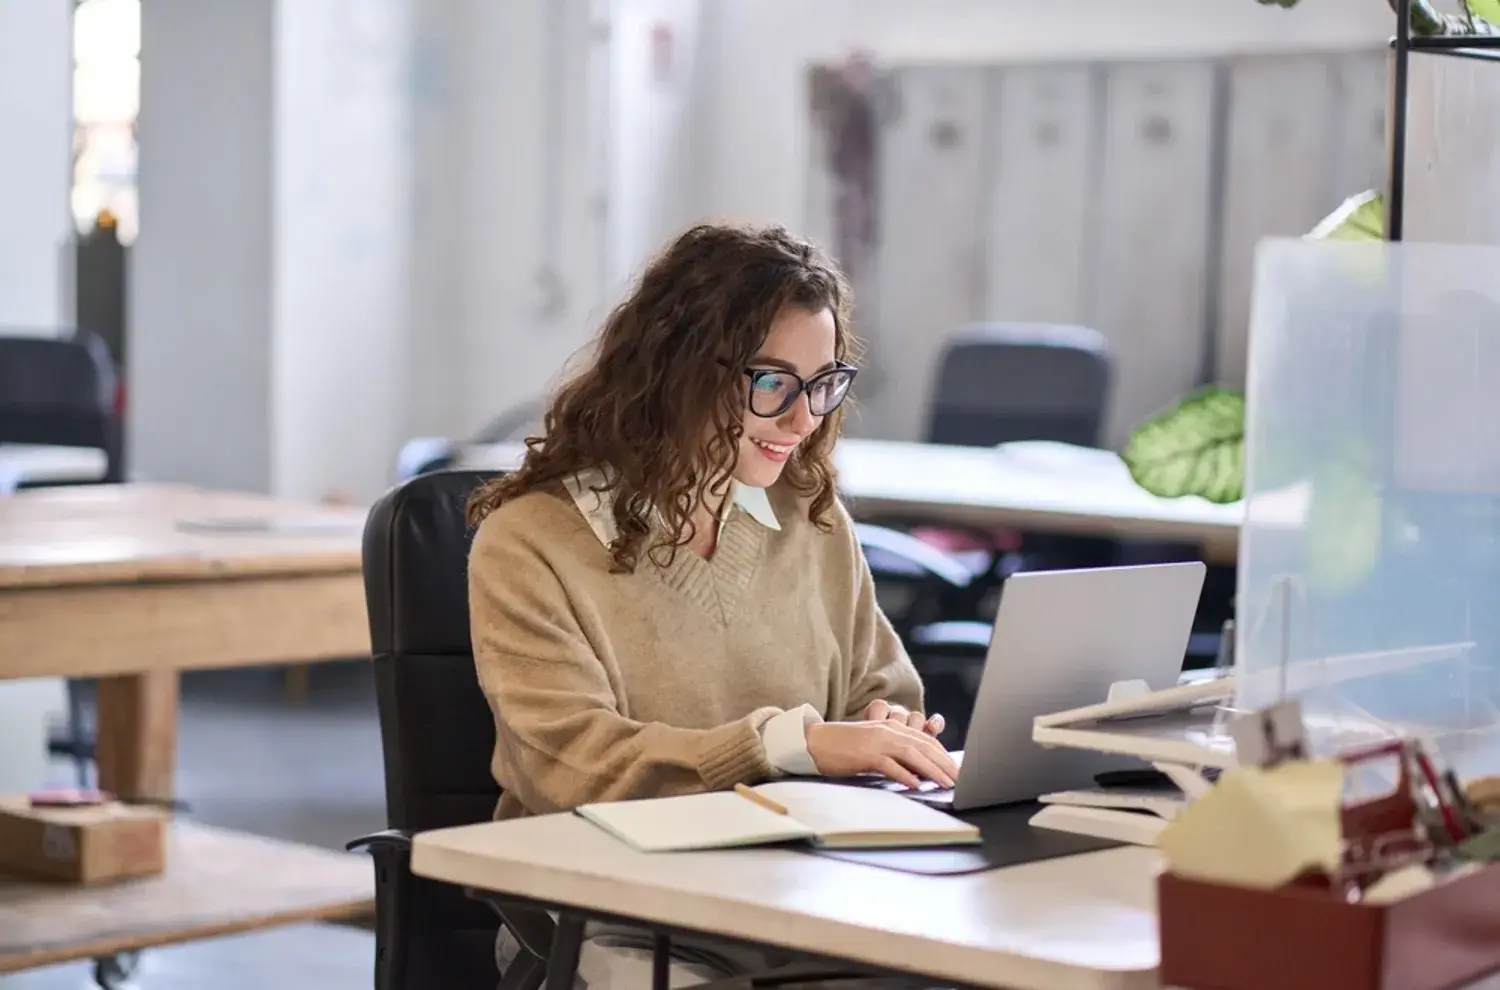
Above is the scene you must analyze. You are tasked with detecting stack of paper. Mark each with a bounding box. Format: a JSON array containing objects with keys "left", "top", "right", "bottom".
[{"left": 1156, "top": 761, "right": 1345, "bottom": 889}]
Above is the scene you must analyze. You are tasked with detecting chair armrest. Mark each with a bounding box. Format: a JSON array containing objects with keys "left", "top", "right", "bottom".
[
  {"left": 346, "top": 828, "right": 413, "bottom": 856},
  {"left": 346, "top": 830, "right": 413, "bottom": 990},
  {"left": 854, "top": 523, "right": 975, "bottom": 588}
]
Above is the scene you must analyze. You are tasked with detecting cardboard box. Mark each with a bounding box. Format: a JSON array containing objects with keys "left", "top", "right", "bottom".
[{"left": 0, "top": 795, "right": 166, "bottom": 884}]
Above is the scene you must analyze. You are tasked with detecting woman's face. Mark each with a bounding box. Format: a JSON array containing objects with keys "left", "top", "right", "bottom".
[{"left": 731, "top": 305, "right": 841, "bottom": 489}]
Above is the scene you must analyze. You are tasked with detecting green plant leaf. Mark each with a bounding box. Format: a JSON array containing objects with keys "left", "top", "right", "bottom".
[
  {"left": 1385, "top": 0, "right": 1500, "bottom": 35},
  {"left": 1307, "top": 190, "right": 1384, "bottom": 241},
  {"left": 1466, "top": 0, "right": 1500, "bottom": 28},
  {"left": 1122, "top": 386, "right": 1246, "bottom": 504}
]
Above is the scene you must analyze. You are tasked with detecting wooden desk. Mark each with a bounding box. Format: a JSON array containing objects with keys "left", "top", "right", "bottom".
[
  {"left": 0, "top": 483, "right": 370, "bottom": 801},
  {"left": 413, "top": 813, "right": 1161, "bottom": 990},
  {"left": 457, "top": 438, "right": 1244, "bottom": 564},
  {"left": 0, "top": 823, "right": 371, "bottom": 973},
  {"left": 0, "top": 485, "right": 376, "bottom": 977}
]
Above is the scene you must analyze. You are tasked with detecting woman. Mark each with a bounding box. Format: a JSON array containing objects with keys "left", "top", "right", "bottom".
[{"left": 467, "top": 222, "right": 957, "bottom": 987}]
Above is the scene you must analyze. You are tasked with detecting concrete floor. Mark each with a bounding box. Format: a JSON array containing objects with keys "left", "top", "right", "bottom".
[{"left": 1, "top": 662, "right": 386, "bottom": 990}]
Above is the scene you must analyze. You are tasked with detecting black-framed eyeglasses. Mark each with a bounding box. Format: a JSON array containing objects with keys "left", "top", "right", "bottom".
[{"left": 741, "top": 362, "right": 858, "bottom": 418}]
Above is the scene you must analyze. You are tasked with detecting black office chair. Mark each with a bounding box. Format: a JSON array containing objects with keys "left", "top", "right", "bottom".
[
  {"left": 0, "top": 330, "right": 124, "bottom": 485},
  {"left": 347, "top": 469, "right": 579, "bottom": 990},
  {"left": 350, "top": 470, "right": 895, "bottom": 990},
  {"left": 910, "top": 321, "right": 1115, "bottom": 571},
  {"left": 924, "top": 322, "right": 1110, "bottom": 448}
]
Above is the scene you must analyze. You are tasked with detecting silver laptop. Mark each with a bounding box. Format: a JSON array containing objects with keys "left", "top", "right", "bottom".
[{"left": 910, "top": 561, "right": 1206, "bottom": 811}]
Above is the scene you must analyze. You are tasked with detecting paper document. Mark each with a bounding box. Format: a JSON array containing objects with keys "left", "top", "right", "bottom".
[{"left": 1157, "top": 760, "right": 1344, "bottom": 889}]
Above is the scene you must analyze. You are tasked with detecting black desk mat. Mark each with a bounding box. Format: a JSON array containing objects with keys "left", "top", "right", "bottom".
[{"left": 802, "top": 801, "right": 1124, "bottom": 876}]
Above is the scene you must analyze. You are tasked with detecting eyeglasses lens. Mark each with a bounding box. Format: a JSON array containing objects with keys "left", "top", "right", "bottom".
[{"left": 748, "top": 370, "right": 854, "bottom": 417}]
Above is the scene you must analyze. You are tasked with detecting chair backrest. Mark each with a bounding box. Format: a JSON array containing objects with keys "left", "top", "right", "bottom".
[
  {"left": 362, "top": 469, "right": 503, "bottom": 989},
  {"left": 0, "top": 331, "right": 123, "bottom": 482},
  {"left": 925, "top": 323, "right": 1111, "bottom": 448}
]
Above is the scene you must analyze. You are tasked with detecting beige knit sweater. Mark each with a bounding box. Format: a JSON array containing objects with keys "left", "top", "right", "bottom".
[{"left": 467, "top": 481, "right": 923, "bottom": 819}]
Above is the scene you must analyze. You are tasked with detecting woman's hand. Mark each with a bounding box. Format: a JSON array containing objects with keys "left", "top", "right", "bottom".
[
  {"left": 806, "top": 721, "right": 959, "bottom": 791},
  {"left": 861, "top": 698, "right": 945, "bottom": 738}
]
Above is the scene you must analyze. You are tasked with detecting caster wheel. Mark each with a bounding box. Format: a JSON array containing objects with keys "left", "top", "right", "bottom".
[{"left": 92, "top": 951, "right": 141, "bottom": 990}]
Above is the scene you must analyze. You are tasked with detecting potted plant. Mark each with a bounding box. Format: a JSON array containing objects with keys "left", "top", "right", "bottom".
[{"left": 1122, "top": 0, "right": 1500, "bottom": 504}]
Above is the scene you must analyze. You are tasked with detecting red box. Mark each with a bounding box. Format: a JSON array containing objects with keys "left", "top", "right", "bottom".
[{"left": 1158, "top": 865, "right": 1500, "bottom": 990}]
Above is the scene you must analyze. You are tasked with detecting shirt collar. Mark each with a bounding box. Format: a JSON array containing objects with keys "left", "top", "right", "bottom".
[{"left": 563, "top": 468, "right": 781, "bottom": 548}]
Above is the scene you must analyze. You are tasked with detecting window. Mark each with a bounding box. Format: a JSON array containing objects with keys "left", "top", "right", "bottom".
[{"left": 72, "top": 0, "right": 140, "bottom": 245}]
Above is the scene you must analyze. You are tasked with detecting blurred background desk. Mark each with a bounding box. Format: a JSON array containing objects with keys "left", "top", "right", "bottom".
[{"left": 453, "top": 437, "right": 1243, "bottom": 563}]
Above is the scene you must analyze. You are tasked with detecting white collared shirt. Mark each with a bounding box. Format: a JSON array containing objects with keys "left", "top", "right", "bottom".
[{"left": 564, "top": 470, "right": 822, "bottom": 777}]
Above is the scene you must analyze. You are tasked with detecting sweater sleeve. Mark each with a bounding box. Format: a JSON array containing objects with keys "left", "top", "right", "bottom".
[
  {"left": 836, "top": 504, "right": 926, "bottom": 720},
  {"left": 468, "top": 511, "right": 779, "bottom": 815}
]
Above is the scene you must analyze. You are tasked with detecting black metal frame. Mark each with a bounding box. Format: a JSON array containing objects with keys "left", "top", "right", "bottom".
[
  {"left": 345, "top": 823, "right": 929, "bottom": 990},
  {"left": 460, "top": 888, "right": 959, "bottom": 990},
  {"left": 1387, "top": 0, "right": 1500, "bottom": 241}
]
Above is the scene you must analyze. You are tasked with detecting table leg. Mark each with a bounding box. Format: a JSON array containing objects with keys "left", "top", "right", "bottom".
[
  {"left": 282, "top": 664, "right": 310, "bottom": 705},
  {"left": 95, "top": 670, "right": 179, "bottom": 801}
]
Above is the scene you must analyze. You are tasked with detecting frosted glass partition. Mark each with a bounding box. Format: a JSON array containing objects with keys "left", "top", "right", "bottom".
[{"left": 1237, "top": 238, "right": 1500, "bottom": 777}]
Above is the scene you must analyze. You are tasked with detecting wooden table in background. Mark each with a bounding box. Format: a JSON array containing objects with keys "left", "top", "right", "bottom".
[
  {"left": 0, "top": 484, "right": 375, "bottom": 974},
  {"left": 0, "top": 824, "right": 372, "bottom": 975},
  {"left": 0, "top": 483, "right": 371, "bottom": 801}
]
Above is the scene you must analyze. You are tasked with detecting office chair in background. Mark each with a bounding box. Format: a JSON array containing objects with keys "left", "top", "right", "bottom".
[
  {"left": 906, "top": 322, "right": 1115, "bottom": 571},
  {"left": 0, "top": 331, "right": 124, "bottom": 486},
  {"left": 924, "top": 323, "right": 1111, "bottom": 449},
  {"left": 856, "top": 324, "right": 1116, "bottom": 740}
]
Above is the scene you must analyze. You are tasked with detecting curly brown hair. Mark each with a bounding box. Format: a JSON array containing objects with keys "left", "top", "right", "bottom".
[{"left": 467, "top": 222, "right": 856, "bottom": 572}]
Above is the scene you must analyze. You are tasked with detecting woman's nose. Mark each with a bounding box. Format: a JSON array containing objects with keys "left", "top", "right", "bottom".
[{"left": 781, "top": 392, "right": 819, "bottom": 436}]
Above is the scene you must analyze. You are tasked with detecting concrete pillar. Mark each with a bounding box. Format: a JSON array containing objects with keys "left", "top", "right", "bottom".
[
  {"left": 131, "top": 0, "right": 417, "bottom": 502},
  {"left": 0, "top": 0, "right": 73, "bottom": 331},
  {"left": 130, "top": 0, "right": 275, "bottom": 493}
]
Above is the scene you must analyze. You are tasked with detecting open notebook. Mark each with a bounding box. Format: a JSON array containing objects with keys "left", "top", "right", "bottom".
[{"left": 576, "top": 781, "right": 981, "bottom": 852}]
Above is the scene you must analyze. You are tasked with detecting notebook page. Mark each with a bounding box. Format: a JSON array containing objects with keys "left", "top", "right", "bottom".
[
  {"left": 576, "top": 791, "right": 816, "bottom": 852},
  {"left": 753, "top": 781, "right": 977, "bottom": 841}
]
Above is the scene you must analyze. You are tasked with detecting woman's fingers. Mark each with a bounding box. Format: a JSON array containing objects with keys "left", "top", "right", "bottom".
[
  {"left": 877, "top": 756, "right": 923, "bottom": 792},
  {"left": 863, "top": 700, "right": 940, "bottom": 735},
  {"left": 896, "top": 743, "right": 956, "bottom": 789},
  {"left": 808, "top": 720, "right": 961, "bottom": 788},
  {"left": 920, "top": 735, "right": 960, "bottom": 781},
  {"left": 877, "top": 723, "right": 959, "bottom": 785}
]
